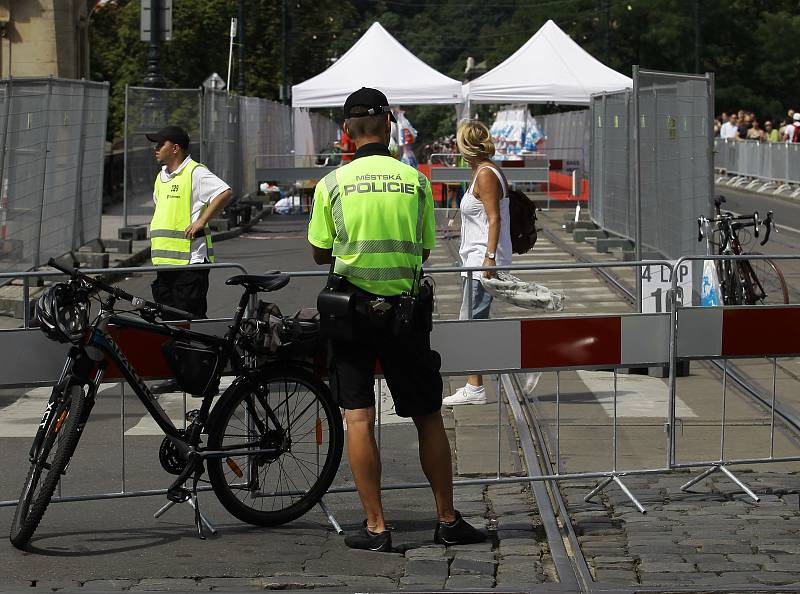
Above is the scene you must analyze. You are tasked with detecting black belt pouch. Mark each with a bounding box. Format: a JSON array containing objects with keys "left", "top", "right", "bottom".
[{"left": 317, "top": 268, "right": 357, "bottom": 342}]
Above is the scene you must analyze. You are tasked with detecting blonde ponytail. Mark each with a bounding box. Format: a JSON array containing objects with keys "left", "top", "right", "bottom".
[{"left": 456, "top": 120, "right": 495, "bottom": 162}]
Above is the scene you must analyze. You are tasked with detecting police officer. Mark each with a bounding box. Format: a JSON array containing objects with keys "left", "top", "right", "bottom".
[
  {"left": 308, "top": 88, "right": 486, "bottom": 552},
  {"left": 146, "top": 125, "right": 232, "bottom": 319}
]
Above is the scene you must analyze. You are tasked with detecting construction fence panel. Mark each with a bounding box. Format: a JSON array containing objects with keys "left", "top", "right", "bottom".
[
  {"left": 590, "top": 70, "right": 712, "bottom": 261},
  {"left": 78, "top": 83, "right": 110, "bottom": 248},
  {"left": 3, "top": 79, "right": 48, "bottom": 272},
  {"left": 239, "top": 97, "right": 292, "bottom": 194},
  {"left": 589, "top": 91, "right": 631, "bottom": 238},
  {"left": 538, "top": 110, "right": 590, "bottom": 175},
  {"left": 202, "top": 90, "right": 241, "bottom": 197},
  {"left": 0, "top": 78, "right": 109, "bottom": 274},
  {"left": 41, "top": 81, "right": 90, "bottom": 259},
  {"left": 124, "top": 87, "right": 202, "bottom": 224},
  {"left": 310, "top": 110, "right": 339, "bottom": 155},
  {"left": 637, "top": 70, "right": 712, "bottom": 260},
  {"left": 125, "top": 89, "right": 318, "bottom": 207}
]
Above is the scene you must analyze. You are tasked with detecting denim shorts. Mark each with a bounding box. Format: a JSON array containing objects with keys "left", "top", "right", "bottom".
[{"left": 459, "top": 277, "right": 493, "bottom": 320}]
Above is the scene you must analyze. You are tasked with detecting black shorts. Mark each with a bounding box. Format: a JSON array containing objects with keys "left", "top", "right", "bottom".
[
  {"left": 329, "top": 316, "right": 443, "bottom": 418},
  {"left": 151, "top": 265, "right": 210, "bottom": 319}
]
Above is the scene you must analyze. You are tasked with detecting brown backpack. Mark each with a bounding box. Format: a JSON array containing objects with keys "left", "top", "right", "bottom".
[{"left": 507, "top": 188, "right": 538, "bottom": 254}]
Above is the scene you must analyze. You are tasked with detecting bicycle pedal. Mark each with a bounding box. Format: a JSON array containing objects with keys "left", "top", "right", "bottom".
[{"left": 167, "top": 487, "right": 191, "bottom": 503}]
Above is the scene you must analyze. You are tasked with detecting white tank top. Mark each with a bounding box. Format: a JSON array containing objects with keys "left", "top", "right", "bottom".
[{"left": 458, "top": 165, "right": 513, "bottom": 277}]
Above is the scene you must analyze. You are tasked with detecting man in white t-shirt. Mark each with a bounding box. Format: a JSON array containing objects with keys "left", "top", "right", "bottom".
[
  {"left": 146, "top": 125, "right": 232, "bottom": 320},
  {"left": 719, "top": 113, "right": 739, "bottom": 139},
  {"left": 783, "top": 112, "right": 800, "bottom": 142}
]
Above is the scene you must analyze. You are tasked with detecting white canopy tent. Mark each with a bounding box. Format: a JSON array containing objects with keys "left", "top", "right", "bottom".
[
  {"left": 292, "top": 22, "right": 462, "bottom": 108},
  {"left": 463, "top": 20, "right": 631, "bottom": 106}
]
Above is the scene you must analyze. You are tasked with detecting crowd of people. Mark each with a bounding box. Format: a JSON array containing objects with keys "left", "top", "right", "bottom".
[
  {"left": 716, "top": 109, "right": 800, "bottom": 143},
  {"left": 421, "top": 135, "right": 460, "bottom": 165}
]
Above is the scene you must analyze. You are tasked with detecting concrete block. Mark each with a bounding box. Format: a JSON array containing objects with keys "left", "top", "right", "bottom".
[
  {"left": 73, "top": 251, "right": 109, "bottom": 269},
  {"left": 647, "top": 360, "right": 690, "bottom": 378},
  {"left": 564, "top": 220, "right": 596, "bottom": 232},
  {"left": 101, "top": 238, "right": 133, "bottom": 254},
  {"left": 209, "top": 218, "right": 229, "bottom": 232},
  {"left": 118, "top": 225, "right": 147, "bottom": 241},
  {"left": 596, "top": 237, "right": 634, "bottom": 253},
  {"left": 563, "top": 212, "right": 592, "bottom": 222},
  {"left": 621, "top": 250, "right": 662, "bottom": 261},
  {"left": 574, "top": 229, "right": 607, "bottom": 242}
]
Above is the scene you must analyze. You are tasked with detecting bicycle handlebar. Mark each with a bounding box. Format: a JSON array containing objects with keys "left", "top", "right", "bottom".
[
  {"left": 48, "top": 258, "right": 195, "bottom": 321},
  {"left": 760, "top": 211, "right": 773, "bottom": 246}
]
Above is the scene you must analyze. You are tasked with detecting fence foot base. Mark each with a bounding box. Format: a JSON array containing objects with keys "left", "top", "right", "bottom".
[
  {"left": 318, "top": 497, "right": 343, "bottom": 535},
  {"left": 584, "top": 474, "right": 647, "bottom": 514},
  {"left": 680, "top": 464, "right": 760, "bottom": 503},
  {"left": 153, "top": 497, "right": 218, "bottom": 535}
]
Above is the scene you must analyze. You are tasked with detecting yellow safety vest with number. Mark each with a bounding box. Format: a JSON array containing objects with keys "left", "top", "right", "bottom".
[{"left": 151, "top": 160, "right": 214, "bottom": 265}]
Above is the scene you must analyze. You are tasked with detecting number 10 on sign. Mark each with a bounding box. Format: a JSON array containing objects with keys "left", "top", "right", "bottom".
[{"left": 641, "top": 262, "right": 692, "bottom": 313}]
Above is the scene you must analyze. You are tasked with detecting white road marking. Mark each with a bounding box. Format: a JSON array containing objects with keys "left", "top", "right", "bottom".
[
  {"left": 125, "top": 377, "right": 233, "bottom": 436},
  {"left": 576, "top": 371, "right": 697, "bottom": 418},
  {"left": 0, "top": 384, "right": 116, "bottom": 438}
]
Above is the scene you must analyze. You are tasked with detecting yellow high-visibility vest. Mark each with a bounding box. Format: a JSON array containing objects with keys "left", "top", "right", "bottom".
[
  {"left": 151, "top": 160, "right": 214, "bottom": 265},
  {"left": 308, "top": 155, "right": 435, "bottom": 296}
]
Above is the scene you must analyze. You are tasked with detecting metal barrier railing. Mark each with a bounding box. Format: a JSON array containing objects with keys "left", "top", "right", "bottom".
[
  {"left": 2, "top": 257, "right": 799, "bottom": 525},
  {"left": 667, "top": 254, "right": 800, "bottom": 502},
  {"left": 1, "top": 259, "right": 673, "bottom": 520},
  {"left": 714, "top": 138, "right": 800, "bottom": 196}
]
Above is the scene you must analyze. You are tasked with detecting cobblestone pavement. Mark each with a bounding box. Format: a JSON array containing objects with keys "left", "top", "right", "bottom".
[
  {"left": 561, "top": 472, "right": 800, "bottom": 589},
  {"left": 0, "top": 377, "right": 555, "bottom": 592}
]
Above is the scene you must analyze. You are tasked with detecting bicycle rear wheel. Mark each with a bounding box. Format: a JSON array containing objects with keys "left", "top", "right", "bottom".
[
  {"left": 206, "top": 366, "right": 343, "bottom": 527},
  {"left": 747, "top": 253, "right": 790, "bottom": 304},
  {"left": 9, "top": 383, "right": 85, "bottom": 549}
]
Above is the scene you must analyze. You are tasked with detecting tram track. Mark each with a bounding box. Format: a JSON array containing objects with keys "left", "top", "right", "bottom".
[
  {"left": 441, "top": 215, "right": 800, "bottom": 592},
  {"left": 540, "top": 220, "right": 800, "bottom": 439},
  {"left": 442, "top": 234, "right": 593, "bottom": 591}
]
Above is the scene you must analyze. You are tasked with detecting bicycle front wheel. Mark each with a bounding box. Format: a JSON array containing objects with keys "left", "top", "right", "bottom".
[
  {"left": 9, "top": 383, "right": 85, "bottom": 549},
  {"left": 747, "top": 253, "right": 790, "bottom": 304},
  {"left": 206, "top": 366, "right": 343, "bottom": 527}
]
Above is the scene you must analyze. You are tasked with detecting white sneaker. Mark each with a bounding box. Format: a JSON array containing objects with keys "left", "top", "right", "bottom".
[{"left": 442, "top": 386, "right": 487, "bottom": 406}]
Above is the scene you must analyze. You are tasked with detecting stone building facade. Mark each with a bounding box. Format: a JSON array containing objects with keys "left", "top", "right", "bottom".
[{"left": 0, "top": 0, "right": 89, "bottom": 79}]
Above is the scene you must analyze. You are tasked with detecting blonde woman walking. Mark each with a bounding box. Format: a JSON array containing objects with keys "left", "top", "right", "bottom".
[{"left": 443, "top": 120, "right": 512, "bottom": 406}]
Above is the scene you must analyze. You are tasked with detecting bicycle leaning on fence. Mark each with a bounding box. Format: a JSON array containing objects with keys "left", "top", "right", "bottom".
[
  {"left": 9, "top": 259, "right": 343, "bottom": 549},
  {"left": 697, "top": 195, "right": 789, "bottom": 305}
]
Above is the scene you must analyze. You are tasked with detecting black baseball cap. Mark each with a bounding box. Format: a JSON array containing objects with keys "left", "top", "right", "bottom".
[
  {"left": 343, "top": 87, "right": 397, "bottom": 122},
  {"left": 146, "top": 125, "right": 190, "bottom": 149}
]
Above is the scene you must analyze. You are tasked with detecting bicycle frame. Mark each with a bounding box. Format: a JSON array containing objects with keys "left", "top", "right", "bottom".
[{"left": 31, "top": 286, "right": 289, "bottom": 467}]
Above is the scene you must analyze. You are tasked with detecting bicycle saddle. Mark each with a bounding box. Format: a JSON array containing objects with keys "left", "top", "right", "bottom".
[{"left": 225, "top": 272, "right": 290, "bottom": 293}]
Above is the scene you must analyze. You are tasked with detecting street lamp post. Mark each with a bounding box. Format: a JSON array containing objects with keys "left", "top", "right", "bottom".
[
  {"left": 237, "top": 0, "right": 245, "bottom": 94},
  {"left": 143, "top": 0, "right": 165, "bottom": 89},
  {"left": 142, "top": 0, "right": 166, "bottom": 131}
]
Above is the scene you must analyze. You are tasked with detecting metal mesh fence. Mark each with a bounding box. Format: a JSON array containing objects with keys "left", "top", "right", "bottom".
[
  {"left": 124, "top": 87, "right": 202, "bottom": 225},
  {"left": 589, "top": 92, "right": 632, "bottom": 236},
  {"left": 125, "top": 88, "right": 328, "bottom": 225},
  {"left": 537, "top": 110, "right": 590, "bottom": 174},
  {"left": 637, "top": 70, "right": 711, "bottom": 259},
  {"left": 590, "top": 70, "right": 712, "bottom": 260},
  {"left": 309, "top": 111, "right": 339, "bottom": 154},
  {"left": 0, "top": 78, "right": 109, "bottom": 273},
  {"left": 202, "top": 90, "right": 241, "bottom": 197},
  {"left": 239, "top": 97, "right": 292, "bottom": 193}
]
